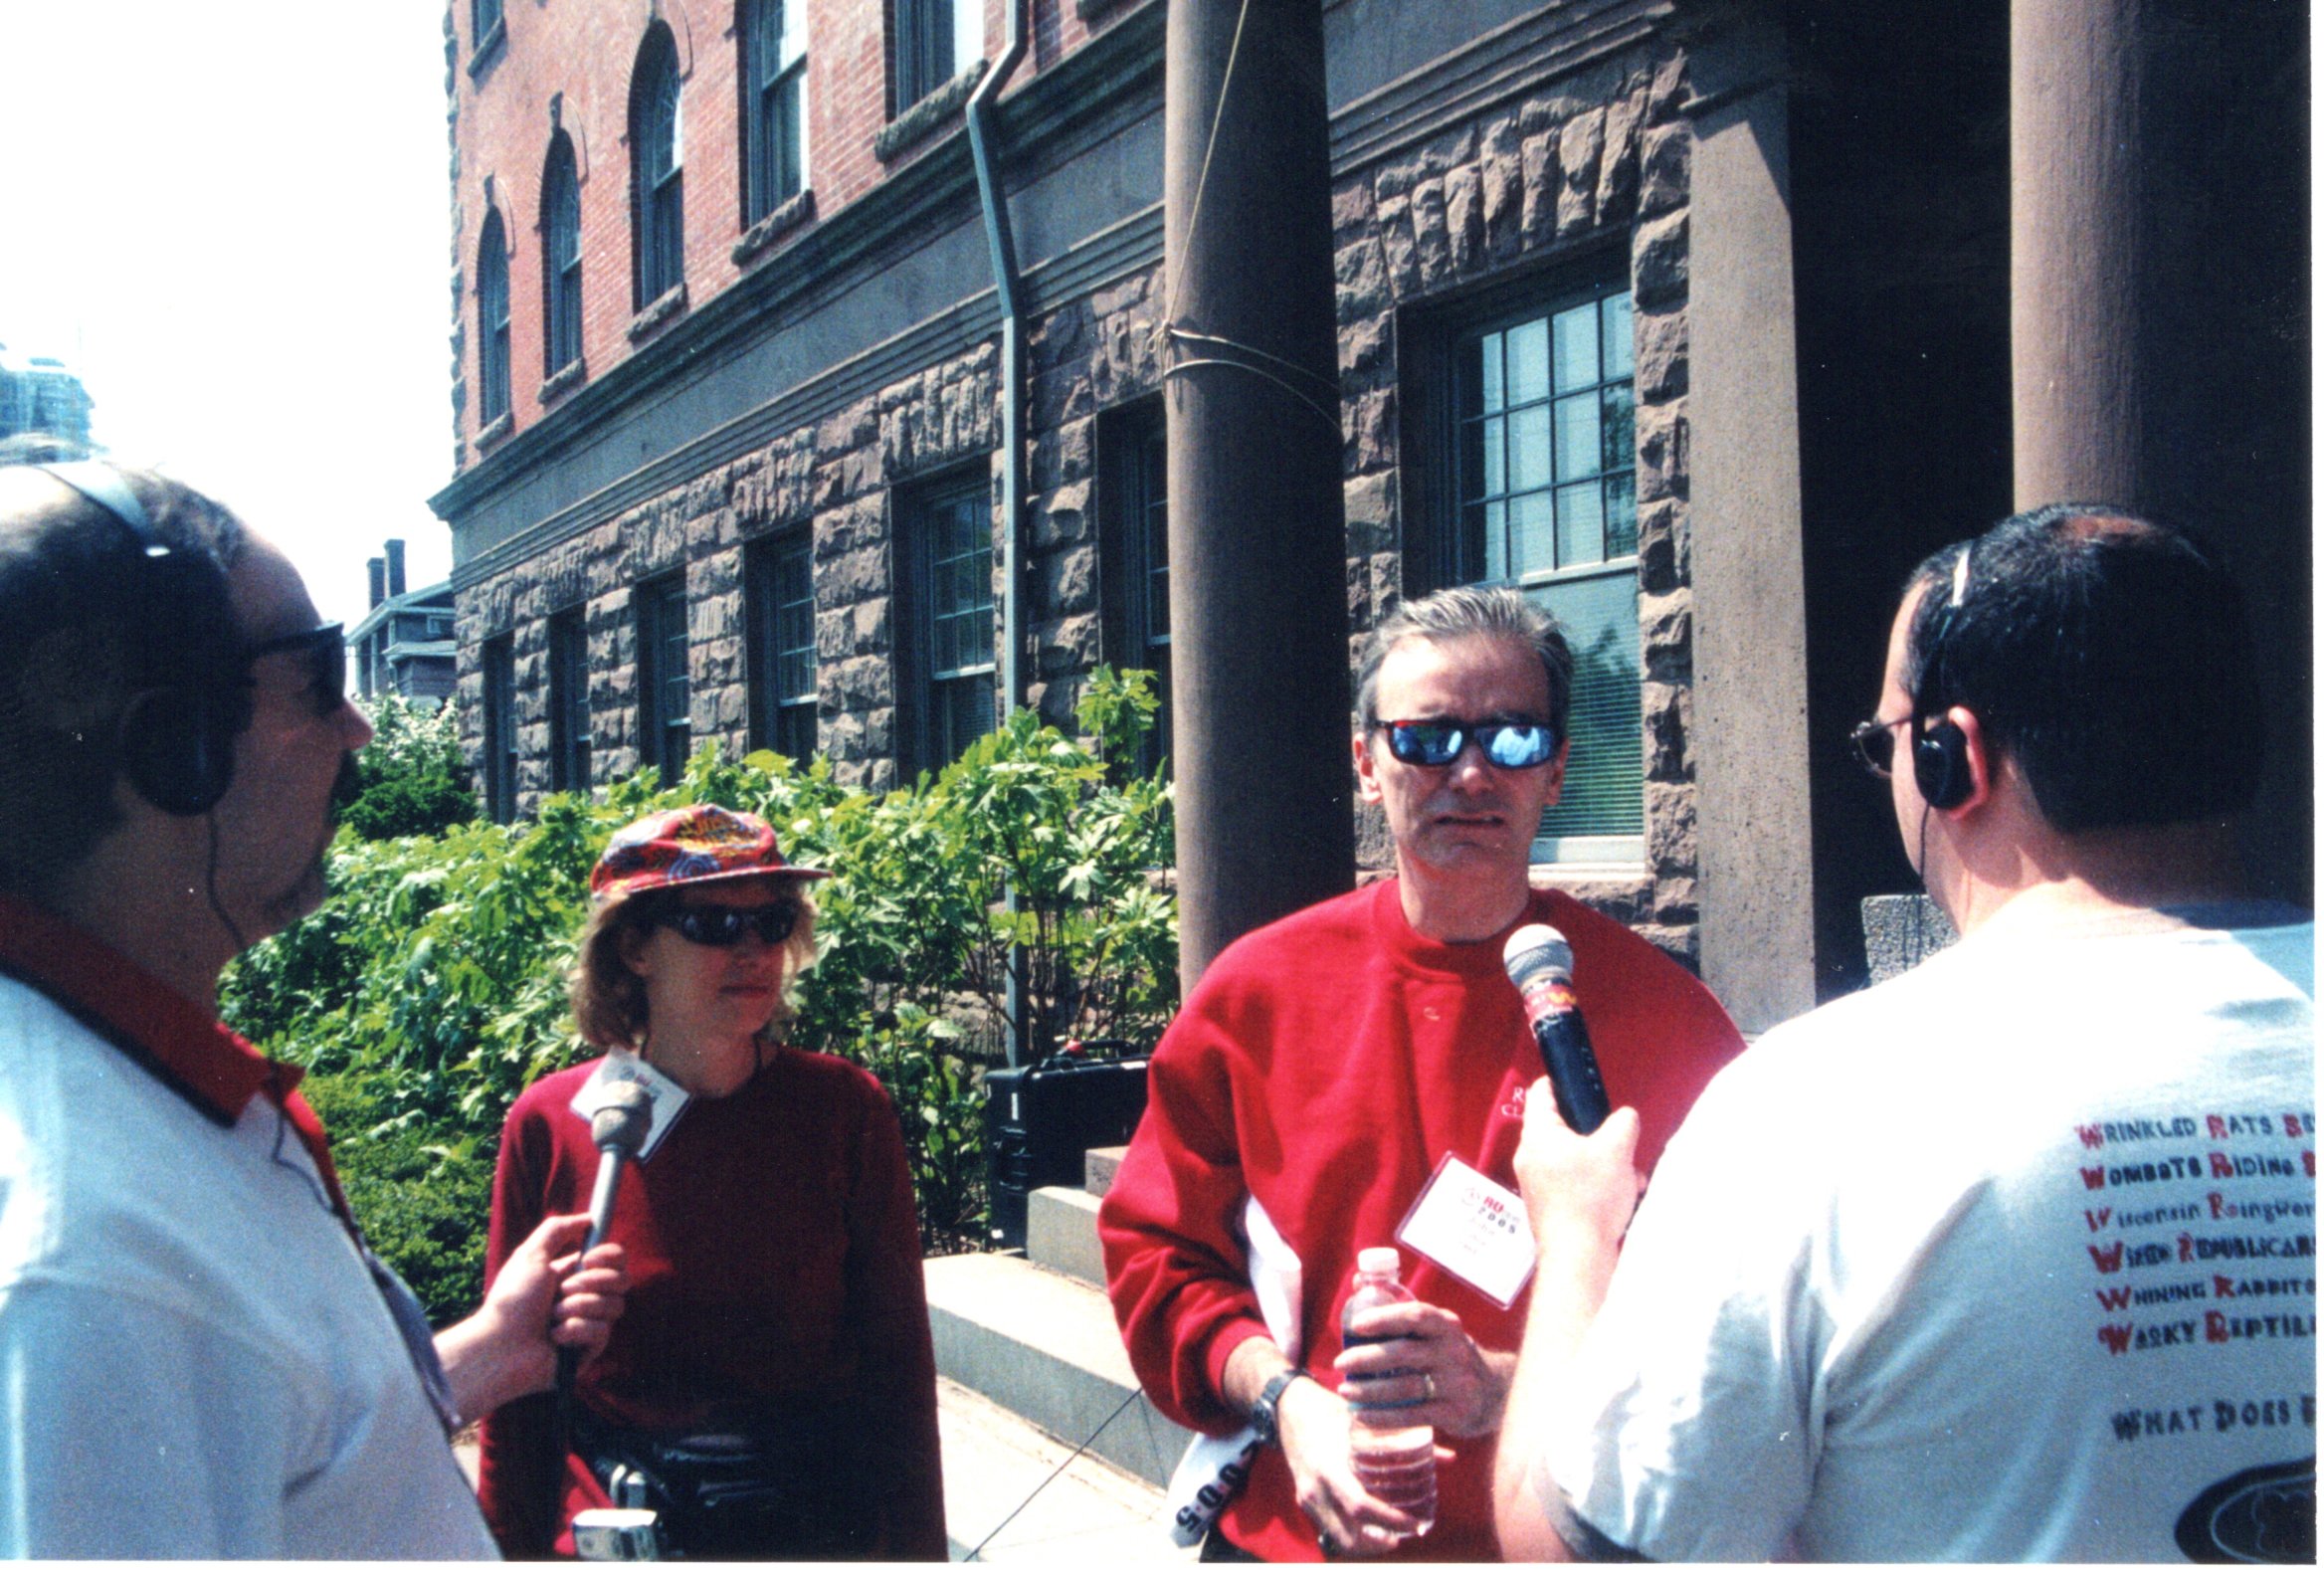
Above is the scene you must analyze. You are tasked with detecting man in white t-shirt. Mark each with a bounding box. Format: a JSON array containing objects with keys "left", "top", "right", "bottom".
[
  {"left": 1493, "top": 504, "right": 2315, "bottom": 1562},
  {"left": 0, "top": 463, "right": 628, "bottom": 1555}
]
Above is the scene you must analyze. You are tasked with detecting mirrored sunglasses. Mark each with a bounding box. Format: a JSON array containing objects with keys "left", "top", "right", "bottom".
[
  {"left": 1373, "top": 717, "right": 1559, "bottom": 769},
  {"left": 246, "top": 624, "right": 347, "bottom": 717},
  {"left": 654, "top": 903, "right": 801, "bottom": 948}
]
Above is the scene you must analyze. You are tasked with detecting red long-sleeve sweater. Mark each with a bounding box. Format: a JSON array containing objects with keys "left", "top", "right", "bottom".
[
  {"left": 1098, "top": 880, "right": 1744, "bottom": 1561},
  {"left": 474, "top": 1048, "right": 946, "bottom": 1559}
]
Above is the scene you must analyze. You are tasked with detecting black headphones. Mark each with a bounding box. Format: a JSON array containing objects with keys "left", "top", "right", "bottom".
[
  {"left": 34, "top": 463, "right": 247, "bottom": 817},
  {"left": 1910, "top": 543, "right": 1975, "bottom": 811}
]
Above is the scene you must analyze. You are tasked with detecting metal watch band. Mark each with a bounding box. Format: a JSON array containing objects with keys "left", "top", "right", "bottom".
[{"left": 1251, "top": 1367, "right": 1310, "bottom": 1448}]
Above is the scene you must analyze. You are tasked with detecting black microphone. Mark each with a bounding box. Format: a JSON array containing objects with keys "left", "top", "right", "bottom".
[
  {"left": 1502, "top": 924, "right": 1612, "bottom": 1134},
  {"left": 558, "top": 1081, "right": 654, "bottom": 1397}
]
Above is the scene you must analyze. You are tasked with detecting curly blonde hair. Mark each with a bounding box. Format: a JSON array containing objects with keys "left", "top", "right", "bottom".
[{"left": 568, "top": 883, "right": 821, "bottom": 1053}]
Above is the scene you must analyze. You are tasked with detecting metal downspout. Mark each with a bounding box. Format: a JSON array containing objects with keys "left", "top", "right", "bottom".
[{"left": 966, "top": 0, "right": 1030, "bottom": 1065}]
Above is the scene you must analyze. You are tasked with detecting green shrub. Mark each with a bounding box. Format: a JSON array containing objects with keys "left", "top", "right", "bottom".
[
  {"left": 340, "top": 693, "right": 479, "bottom": 842},
  {"left": 221, "top": 671, "right": 1177, "bottom": 1318}
]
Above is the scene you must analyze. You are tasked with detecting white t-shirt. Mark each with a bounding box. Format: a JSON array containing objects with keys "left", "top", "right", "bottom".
[
  {"left": 0, "top": 977, "right": 499, "bottom": 1558},
  {"left": 1546, "top": 907, "right": 2315, "bottom": 1561}
]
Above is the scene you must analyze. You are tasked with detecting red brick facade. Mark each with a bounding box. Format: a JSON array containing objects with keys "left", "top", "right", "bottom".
[{"left": 447, "top": 0, "right": 1130, "bottom": 459}]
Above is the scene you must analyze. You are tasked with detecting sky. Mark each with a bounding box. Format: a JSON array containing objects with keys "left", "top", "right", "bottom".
[{"left": 1, "top": 5, "right": 455, "bottom": 634}]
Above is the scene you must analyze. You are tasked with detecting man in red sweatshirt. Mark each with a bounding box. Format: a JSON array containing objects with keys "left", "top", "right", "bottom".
[{"left": 1099, "top": 584, "right": 1743, "bottom": 1561}]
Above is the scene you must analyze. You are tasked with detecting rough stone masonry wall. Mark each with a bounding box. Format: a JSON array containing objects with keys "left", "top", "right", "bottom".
[
  {"left": 456, "top": 343, "right": 1001, "bottom": 804},
  {"left": 1331, "top": 39, "right": 1699, "bottom": 957}
]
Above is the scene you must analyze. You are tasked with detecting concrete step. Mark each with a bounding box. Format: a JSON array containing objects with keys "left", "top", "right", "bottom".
[
  {"left": 925, "top": 1250, "right": 1198, "bottom": 1491},
  {"left": 1026, "top": 1184, "right": 1105, "bottom": 1285},
  {"left": 1085, "top": 1144, "right": 1128, "bottom": 1195},
  {"left": 938, "top": 1376, "right": 1193, "bottom": 1563}
]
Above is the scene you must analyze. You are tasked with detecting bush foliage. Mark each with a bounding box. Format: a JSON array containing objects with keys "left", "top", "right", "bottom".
[
  {"left": 222, "top": 670, "right": 1176, "bottom": 1321},
  {"left": 339, "top": 692, "right": 480, "bottom": 842}
]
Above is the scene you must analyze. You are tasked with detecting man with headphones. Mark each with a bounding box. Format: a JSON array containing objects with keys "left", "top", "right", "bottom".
[
  {"left": 1490, "top": 504, "right": 2314, "bottom": 1561},
  {"left": 0, "top": 463, "right": 627, "bottom": 1555}
]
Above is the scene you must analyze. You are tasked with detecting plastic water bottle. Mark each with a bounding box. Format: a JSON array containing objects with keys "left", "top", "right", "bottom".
[{"left": 1340, "top": 1246, "right": 1436, "bottom": 1537}]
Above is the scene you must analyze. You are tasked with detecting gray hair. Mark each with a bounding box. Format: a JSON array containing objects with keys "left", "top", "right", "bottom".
[{"left": 1353, "top": 585, "right": 1573, "bottom": 736}]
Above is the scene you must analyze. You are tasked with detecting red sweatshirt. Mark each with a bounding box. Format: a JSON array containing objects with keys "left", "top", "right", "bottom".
[
  {"left": 1098, "top": 880, "right": 1743, "bottom": 1561},
  {"left": 474, "top": 1048, "right": 946, "bottom": 1559}
]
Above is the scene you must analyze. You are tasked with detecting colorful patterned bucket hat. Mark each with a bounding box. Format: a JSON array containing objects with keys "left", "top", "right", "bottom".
[{"left": 589, "top": 803, "right": 831, "bottom": 903}]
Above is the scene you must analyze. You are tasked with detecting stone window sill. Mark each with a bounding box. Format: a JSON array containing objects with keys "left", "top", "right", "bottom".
[
  {"left": 627, "top": 284, "right": 688, "bottom": 344},
  {"left": 1075, "top": 0, "right": 1151, "bottom": 21},
  {"left": 732, "top": 189, "right": 816, "bottom": 268},
  {"left": 875, "top": 62, "right": 988, "bottom": 163},
  {"left": 467, "top": 19, "right": 506, "bottom": 79},
  {"left": 538, "top": 357, "right": 587, "bottom": 406},
  {"left": 477, "top": 411, "right": 515, "bottom": 450}
]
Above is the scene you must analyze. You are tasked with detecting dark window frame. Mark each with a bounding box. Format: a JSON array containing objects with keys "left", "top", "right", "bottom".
[
  {"left": 481, "top": 634, "right": 518, "bottom": 824},
  {"left": 1412, "top": 257, "right": 1645, "bottom": 863},
  {"left": 629, "top": 26, "right": 686, "bottom": 311},
  {"left": 547, "top": 605, "right": 592, "bottom": 794},
  {"left": 636, "top": 573, "right": 692, "bottom": 782},
  {"left": 740, "top": 0, "right": 807, "bottom": 225},
  {"left": 890, "top": 0, "right": 954, "bottom": 113},
  {"left": 744, "top": 530, "right": 819, "bottom": 764},
  {"left": 1098, "top": 398, "right": 1172, "bottom": 777},
  {"left": 541, "top": 133, "right": 583, "bottom": 376},
  {"left": 476, "top": 209, "right": 511, "bottom": 426},
  {"left": 895, "top": 470, "right": 997, "bottom": 778}
]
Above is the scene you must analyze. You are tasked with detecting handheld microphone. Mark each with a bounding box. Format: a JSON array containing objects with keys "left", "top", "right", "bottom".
[
  {"left": 1502, "top": 924, "right": 1611, "bottom": 1134},
  {"left": 559, "top": 1081, "right": 654, "bottom": 1397}
]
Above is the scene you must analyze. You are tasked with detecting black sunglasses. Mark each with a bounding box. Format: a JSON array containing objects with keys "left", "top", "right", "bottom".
[
  {"left": 1848, "top": 714, "right": 1915, "bottom": 779},
  {"left": 652, "top": 903, "right": 801, "bottom": 948},
  {"left": 1371, "top": 717, "right": 1560, "bottom": 769},
  {"left": 247, "top": 624, "right": 347, "bottom": 717}
]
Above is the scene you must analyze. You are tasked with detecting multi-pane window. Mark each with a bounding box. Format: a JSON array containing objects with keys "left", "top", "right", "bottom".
[
  {"left": 637, "top": 574, "right": 691, "bottom": 781},
  {"left": 630, "top": 28, "right": 685, "bottom": 309},
  {"left": 1452, "top": 286, "right": 1642, "bottom": 860},
  {"left": 477, "top": 211, "right": 510, "bottom": 426},
  {"left": 542, "top": 134, "right": 583, "bottom": 375},
  {"left": 893, "top": 0, "right": 979, "bottom": 111},
  {"left": 482, "top": 634, "right": 517, "bottom": 824},
  {"left": 745, "top": 533, "right": 818, "bottom": 764},
  {"left": 904, "top": 477, "right": 996, "bottom": 775},
  {"left": 548, "top": 606, "right": 592, "bottom": 794},
  {"left": 1100, "top": 402, "right": 1172, "bottom": 775},
  {"left": 742, "top": 0, "right": 806, "bottom": 223}
]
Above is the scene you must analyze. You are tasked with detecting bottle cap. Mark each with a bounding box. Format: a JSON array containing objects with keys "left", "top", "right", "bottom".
[{"left": 1357, "top": 1246, "right": 1401, "bottom": 1274}]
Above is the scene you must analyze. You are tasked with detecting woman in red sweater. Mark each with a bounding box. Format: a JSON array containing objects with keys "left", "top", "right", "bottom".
[{"left": 474, "top": 804, "right": 946, "bottom": 1559}]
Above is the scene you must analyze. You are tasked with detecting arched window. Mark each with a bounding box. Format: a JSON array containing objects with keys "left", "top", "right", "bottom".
[
  {"left": 541, "top": 133, "right": 583, "bottom": 375},
  {"left": 629, "top": 26, "right": 685, "bottom": 309},
  {"left": 741, "top": 0, "right": 806, "bottom": 224},
  {"left": 477, "top": 208, "right": 511, "bottom": 426}
]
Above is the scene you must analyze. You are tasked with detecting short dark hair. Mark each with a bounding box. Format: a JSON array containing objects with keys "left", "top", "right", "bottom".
[
  {"left": 1902, "top": 502, "right": 2261, "bottom": 834},
  {"left": 0, "top": 465, "right": 247, "bottom": 894},
  {"left": 1354, "top": 585, "right": 1574, "bottom": 739}
]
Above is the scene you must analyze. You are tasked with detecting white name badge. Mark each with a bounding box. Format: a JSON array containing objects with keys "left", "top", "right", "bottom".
[
  {"left": 1396, "top": 1153, "right": 1535, "bottom": 1307},
  {"left": 568, "top": 1050, "right": 690, "bottom": 1161}
]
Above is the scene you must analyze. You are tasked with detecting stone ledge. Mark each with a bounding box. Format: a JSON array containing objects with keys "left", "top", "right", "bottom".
[
  {"left": 731, "top": 188, "right": 817, "bottom": 268},
  {"left": 626, "top": 283, "right": 688, "bottom": 344},
  {"left": 537, "top": 357, "right": 586, "bottom": 407},
  {"left": 475, "top": 411, "right": 514, "bottom": 451},
  {"left": 876, "top": 61, "right": 989, "bottom": 163}
]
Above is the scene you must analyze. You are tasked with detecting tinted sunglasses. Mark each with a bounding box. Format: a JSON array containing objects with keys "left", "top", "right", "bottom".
[
  {"left": 247, "top": 624, "right": 347, "bottom": 717},
  {"left": 1371, "top": 717, "right": 1559, "bottom": 769},
  {"left": 652, "top": 903, "right": 801, "bottom": 948},
  {"left": 1847, "top": 714, "right": 1914, "bottom": 779}
]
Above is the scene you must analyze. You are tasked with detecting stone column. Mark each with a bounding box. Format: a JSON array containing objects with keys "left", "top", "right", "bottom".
[
  {"left": 1163, "top": 0, "right": 1355, "bottom": 988},
  {"left": 1682, "top": 9, "right": 1820, "bottom": 1034}
]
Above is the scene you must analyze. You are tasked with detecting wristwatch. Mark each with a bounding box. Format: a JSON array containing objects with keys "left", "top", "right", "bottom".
[{"left": 1250, "top": 1367, "right": 1311, "bottom": 1448}]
